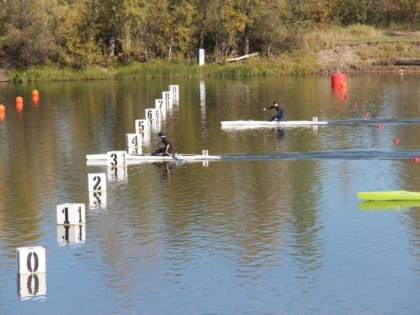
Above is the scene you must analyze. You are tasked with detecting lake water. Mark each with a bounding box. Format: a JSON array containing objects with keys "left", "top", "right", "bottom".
[{"left": 1, "top": 74, "right": 420, "bottom": 315}]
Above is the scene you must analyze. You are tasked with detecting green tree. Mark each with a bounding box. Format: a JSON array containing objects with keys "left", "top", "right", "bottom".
[
  {"left": 330, "top": 0, "right": 381, "bottom": 26},
  {"left": 55, "top": 0, "right": 102, "bottom": 68},
  {"left": 0, "top": 0, "right": 59, "bottom": 67},
  {"left": 384, "top": 0, "right": 419, "bottom": 27},
  {"left": 167, "top": 0, "right": 196, "bottom": 60},
  {"left": 0, "top": 0, "right": 417, "bottom": 69},
  {"left": 134, "top": 0, "right": 172, "bottom": 60},
  {"left": 118, "top": 0, "right": 143, "bottom": 61},
  {"left": 219, "top": 0, "right": 247, "bottom": 57},
  {"left": 194, "top": 0, "right": 209, "bottom": 49},
  {"left": 94, "top": 0, "right": 143, "bottom": 58},
  {"left": 129, "top": 0, "right": 195, "bottom": 61},
  {"left": 250, "top": 0, "right": 289, "bottom": 56}
]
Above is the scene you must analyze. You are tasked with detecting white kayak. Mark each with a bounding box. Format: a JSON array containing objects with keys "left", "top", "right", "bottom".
[
  {"left": 86, "top": 151, "right": 222, "bottom": 166},
  {"left": 221, "top": 118, "right": 327, "bottom": 130}
]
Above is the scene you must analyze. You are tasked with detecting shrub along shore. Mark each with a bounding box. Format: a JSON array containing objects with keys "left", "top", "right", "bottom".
[{"left": 4, "top": 26, "right": 420, "bottom": 82}]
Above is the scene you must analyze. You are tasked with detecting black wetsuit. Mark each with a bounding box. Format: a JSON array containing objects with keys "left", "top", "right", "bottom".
[
  {"left": 267, "top": 104, "right": 285, "bottom": 121},
  {"left": 152, "top": 136, "right": 173, "bottom": 156}
]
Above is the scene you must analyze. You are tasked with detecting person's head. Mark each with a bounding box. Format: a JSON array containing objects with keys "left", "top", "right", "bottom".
[{"left": 158, "top": 132, "right": 165, "bottom": 138}]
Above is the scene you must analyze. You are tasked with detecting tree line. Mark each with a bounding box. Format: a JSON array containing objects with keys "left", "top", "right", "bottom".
[{"left": 0, "top": 0, "right": 418, "bottom": 69}]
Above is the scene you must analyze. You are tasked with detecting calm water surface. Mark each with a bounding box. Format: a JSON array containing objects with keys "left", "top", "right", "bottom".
[{"left": 1, "top": 74, "right": 420, "bottom": 315}]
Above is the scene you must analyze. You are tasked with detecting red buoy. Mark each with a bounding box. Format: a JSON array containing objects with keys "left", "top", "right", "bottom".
[
  {"left": 394, "top": 138, "right": 400, "bottom": 145},
  {"left": 331, "top": 72, "right": 347, "bottom": 90},
  {"left": 364, "top": 112, "right": 369, "bottom": 118},
  {"left": 413, "top": 156, "right": 419, "bottom": 163}
]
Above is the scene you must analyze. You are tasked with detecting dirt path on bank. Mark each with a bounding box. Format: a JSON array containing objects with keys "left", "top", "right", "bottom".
[
  {"left": 317, "top": 45, "right": 363, "bottom": 72},
  {"left": 316, "top": 40, "right": 420, "bottom": 73}
]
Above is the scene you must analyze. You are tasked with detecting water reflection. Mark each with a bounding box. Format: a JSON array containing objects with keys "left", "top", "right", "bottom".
[
  {"left": 152, "top": 161, "right": 174, "bottom": 179},
  {"left": 17, "top": 273, "right": 47, "bottom": 301},
  {"left": 0, "top": 75, "right": 420, "bottom": 314},
  {"left": 57, "top": 224, "right": 86, "bottom": 246},
  {"left": 277, "top": 127, "right": 285, "bottom": 140}
]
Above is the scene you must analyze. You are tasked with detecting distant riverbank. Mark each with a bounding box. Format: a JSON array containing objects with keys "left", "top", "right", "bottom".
[{"left": 2, "top": 27, "right": 419, "bottom": 82}]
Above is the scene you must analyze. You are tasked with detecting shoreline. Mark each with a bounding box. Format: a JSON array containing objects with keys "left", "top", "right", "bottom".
[
  {"left": 1, "top": 54, "right": 419, "bottom": 82},
  {"left": 0, "top": 64, "right": 418, "bottom": 83}
]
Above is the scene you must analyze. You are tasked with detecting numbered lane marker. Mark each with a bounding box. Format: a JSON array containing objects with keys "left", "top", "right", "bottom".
[
  {"left": 88, "top": 173, "right": 106, "bottom": 192},
  {"left": 16, "top": 246, "right": 46, "bottom": 274},
  {"left": 126, "top": 133, "right": 143, "bottom": 151},
  {"left": 169, "top": 85, "right": 179, "bottom": 103},
  {"left": 162, "top": 91, "right": 173, "bottom": 109},
  {"left": 155, "top": 99, "right": 167, "bottom": 119},
  {"left": 145, "top": 108, "right": 161, "bottom": 121},
  {"left": 135, "top": 119, "right": 150, "bottom": 135},
  {"left": 107, "top": 151, "right": 126, "bottom": 167},
  {"left": 56, "top": 203, "right": 86, "bottom": 225},
  {"left": 155, "top": 99, "right": 166, "bottom": 111}
]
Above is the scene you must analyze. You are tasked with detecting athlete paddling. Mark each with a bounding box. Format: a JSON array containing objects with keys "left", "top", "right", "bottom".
[
  {"left": 152, "top": 132, "right": 174, "bottom": 156},
  {"left": 263, "top": 101, "right": 285, "bottom": 121}
]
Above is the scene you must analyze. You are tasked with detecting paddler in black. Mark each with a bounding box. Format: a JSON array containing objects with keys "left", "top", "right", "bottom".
[
  {"left": 263, "top": 100, "right": 285, "bottom": 121},
  {"left": 152, "top": 132, "right": 174, "bottom": 156}
]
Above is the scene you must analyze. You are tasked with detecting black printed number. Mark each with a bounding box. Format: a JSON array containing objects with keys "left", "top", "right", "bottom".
[
  {"left": 26, "top": 252, "right": 39, "bottom": 273},
  {"left": 93, "top": 175, "right": 102, "bottom": 190}
]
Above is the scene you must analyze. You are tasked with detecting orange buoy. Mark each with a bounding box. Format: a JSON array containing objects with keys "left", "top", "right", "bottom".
[
  {"left": 16, "top": 102, "right": 23, "bottom": 113},
  {"left": 15, "top": 96, "right": 23, "bottom": 105},
  {"left": 16, "top": 96, "right": 23, "bottom": 112},
  {"left": 0, "top": 104, "right": 5, "bottom": 121},
  {"left": 394, "top": 138, "right": 400, "bottom": 145},
  {"left": 32, "top": 91, "right": 39, "bottom": 105},
  {"left": 32, "top": 97, "right": 39, "bottom": 106}
]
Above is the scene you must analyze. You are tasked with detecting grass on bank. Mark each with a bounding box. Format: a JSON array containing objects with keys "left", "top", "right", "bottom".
[
  {"left": 8, "top": 57, "right": 320, "bottom": 81},
  {"left": 7, "top": 60, "right": 205, "bottom": 82},
  {"left": 7, "top": 65, "right": 114, "bottom": 82},
  {"left": 6, "top": 25, "right": 420, "bottom": 81}
]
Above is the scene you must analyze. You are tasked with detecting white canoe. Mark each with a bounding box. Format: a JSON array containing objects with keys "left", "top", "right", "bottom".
[
  {"left": 86, "top": 151, "right": 222, "bottom": 166},
  {"left": 221, "top": 118, "right": 328, "bottom": 129}
]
